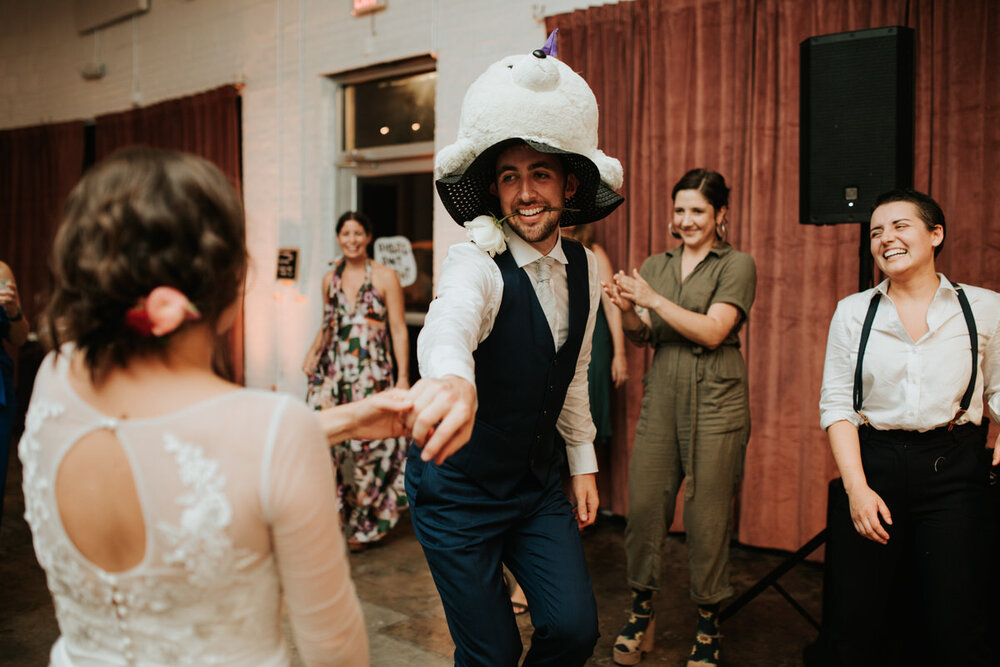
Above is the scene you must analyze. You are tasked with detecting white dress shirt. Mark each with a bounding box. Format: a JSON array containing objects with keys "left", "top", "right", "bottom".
[
  {"left": 417, "top": 224, "right": 601, "bottom": 475},
  {"left": 820, "top": 275, "right": 1000, "bottom": 432}
]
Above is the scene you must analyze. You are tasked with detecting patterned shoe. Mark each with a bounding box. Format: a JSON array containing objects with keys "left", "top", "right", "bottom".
[
  {"left": 613, "top": 589, "right": 655, "bottom": 665},
  {"left": 686, "top": 603, "right": 721, "bottom": 666}
]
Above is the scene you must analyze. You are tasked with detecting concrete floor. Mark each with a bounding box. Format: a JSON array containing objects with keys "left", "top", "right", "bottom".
[{"left": 1, "top": 450, "right": 824, "bottom": 666}]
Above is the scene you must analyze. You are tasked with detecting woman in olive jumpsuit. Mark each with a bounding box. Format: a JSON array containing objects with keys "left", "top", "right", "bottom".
[{"left": 606, "top": 169, "right": 756, "bottom": 667}]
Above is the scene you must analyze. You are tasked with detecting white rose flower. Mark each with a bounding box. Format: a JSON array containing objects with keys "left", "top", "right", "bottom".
[{"left": 464, "top": 214, "right": 508, "bottom": 257}]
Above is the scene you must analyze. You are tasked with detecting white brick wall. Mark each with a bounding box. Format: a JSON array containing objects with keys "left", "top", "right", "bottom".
[{"left": 0, "top": 0, "right": 620, "bottom": 393}]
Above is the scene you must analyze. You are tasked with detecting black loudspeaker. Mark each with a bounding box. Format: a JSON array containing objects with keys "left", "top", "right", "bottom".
[{"left": 800, "top": 26, "right": 915, "bottom": 224}]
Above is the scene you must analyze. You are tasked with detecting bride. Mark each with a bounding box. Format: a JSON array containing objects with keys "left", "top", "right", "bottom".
[{"left": 21, "top": 147, "right": 413, "bottom": 666}]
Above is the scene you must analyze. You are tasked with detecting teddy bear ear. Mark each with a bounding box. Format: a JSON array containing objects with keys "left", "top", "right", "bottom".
[
  {"left": 541, "top": 29, "right": 559, "bottom": 57},
  {"left": 434, "top": 139, "right": 476, "bottom": 179},
  {"left": 593, "top": 151, "right": 624, "bottom": 191}
]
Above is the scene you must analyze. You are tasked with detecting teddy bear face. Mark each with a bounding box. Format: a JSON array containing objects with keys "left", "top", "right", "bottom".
[{"left": 435, "top": 49, "right": 623, "bottom": 194}]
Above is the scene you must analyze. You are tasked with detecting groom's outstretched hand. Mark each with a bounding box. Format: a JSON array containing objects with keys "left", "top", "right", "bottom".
[{"left": 407, "top": 375, "right": 477, "bottom": 465}]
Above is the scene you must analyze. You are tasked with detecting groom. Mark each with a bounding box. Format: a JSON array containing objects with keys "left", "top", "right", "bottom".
[{"left": 404, "top": 41, "right": 625, "bottom": 666}]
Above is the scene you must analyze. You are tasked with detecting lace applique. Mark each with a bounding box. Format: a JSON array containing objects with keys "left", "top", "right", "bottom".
[
  {"left": 20, "top": 400, "right": 66, "bottom": 536},
  {"left": 159, "top": 434, "right": 253, "bottom": 587}
]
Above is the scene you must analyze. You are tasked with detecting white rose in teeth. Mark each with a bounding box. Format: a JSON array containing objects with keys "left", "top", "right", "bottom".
[{"left": 464, "top": 215, "right": 508, "bottom": 257}]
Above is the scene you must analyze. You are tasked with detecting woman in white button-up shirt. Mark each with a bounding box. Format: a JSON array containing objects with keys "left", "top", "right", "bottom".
[{"left": 817, "top": 189, "right": 1000, "bottom": 666}]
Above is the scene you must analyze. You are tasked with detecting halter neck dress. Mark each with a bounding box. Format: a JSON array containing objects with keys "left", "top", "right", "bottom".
[{"left": 305, "top": 260, "right": 408, "bottom": 544}]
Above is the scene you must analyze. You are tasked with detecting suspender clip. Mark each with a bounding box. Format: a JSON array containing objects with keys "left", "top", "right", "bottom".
[{"left": 948, "top": 408, "right": 967, "bottom": 431}]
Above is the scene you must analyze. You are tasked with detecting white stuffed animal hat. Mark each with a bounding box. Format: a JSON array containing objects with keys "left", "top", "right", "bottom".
[{"left": 435, "top": 35, "right": 624, "bottom": 227}]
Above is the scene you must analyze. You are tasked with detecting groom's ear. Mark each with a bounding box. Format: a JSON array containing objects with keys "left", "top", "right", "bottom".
[{"left": 564, "top": 172, "right": 579, "bottom": 200}]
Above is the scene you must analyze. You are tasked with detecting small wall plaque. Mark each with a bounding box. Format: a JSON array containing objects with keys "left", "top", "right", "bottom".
[{"left": 277, "top": 248, "right": 299, "bottom": 280}]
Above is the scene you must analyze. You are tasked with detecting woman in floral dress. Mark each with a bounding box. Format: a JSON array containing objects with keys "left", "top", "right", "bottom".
[{"left": 303, "top": 211, "right": 410, "bottom": 550}]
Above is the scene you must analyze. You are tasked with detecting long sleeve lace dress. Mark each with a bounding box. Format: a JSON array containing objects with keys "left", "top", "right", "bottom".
[{"left": 19, "top": 351, "right": 368, "bottom": 666}]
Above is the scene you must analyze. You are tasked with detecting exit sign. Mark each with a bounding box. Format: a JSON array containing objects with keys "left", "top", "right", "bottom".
[{"left": 352, "top": 0, "right": 386, "bottom": 16}]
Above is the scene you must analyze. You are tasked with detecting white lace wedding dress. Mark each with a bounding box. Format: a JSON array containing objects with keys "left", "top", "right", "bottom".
[{"left": 19, "top": 351, "right": 368, "bottom": 666}]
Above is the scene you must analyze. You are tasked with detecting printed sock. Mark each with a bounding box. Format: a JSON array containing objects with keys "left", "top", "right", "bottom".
[{"left": 689, "top": 603, "right": 721, "bottom": 664}]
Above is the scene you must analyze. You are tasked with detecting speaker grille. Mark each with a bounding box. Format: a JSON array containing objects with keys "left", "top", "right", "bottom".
[{"left": 800, "top": 27, "right": 914, "bottom": 224}]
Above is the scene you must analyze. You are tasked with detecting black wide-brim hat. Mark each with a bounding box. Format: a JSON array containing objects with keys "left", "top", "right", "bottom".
[{"left": 436, "top": 138, "right": 624, "bottom": 227}]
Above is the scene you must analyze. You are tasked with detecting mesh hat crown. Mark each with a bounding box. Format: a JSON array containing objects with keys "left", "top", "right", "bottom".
[{"left": 435, "top": 47, "right": 624, "bottom": 226}]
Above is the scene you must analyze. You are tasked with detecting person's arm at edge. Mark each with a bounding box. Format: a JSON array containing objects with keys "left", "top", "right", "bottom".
[
  {"left": 593, "top": 244, "right": 627, "bottom": 387},
  {"left": 0, "top": 261, "right": 29, "bottom": 347},
  {"left": 979, "top": 290, "right": 1000, "bottom": 464},
  {"left": 559, "top": 248, "right": 600, "bottom": 528}
]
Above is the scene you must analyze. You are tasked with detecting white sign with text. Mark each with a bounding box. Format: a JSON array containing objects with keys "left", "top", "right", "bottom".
[{"left": 373, "top": 236, "right": 417, "bottom": 288}]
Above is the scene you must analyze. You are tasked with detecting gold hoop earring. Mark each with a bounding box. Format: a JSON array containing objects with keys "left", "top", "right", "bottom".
[{"left": 716, "top": 219, "right": 728, "bottom": 241}]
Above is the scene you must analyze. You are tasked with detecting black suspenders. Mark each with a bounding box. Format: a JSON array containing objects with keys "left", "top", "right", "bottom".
[
  {"left": 853, "top": 280, "right": 979, "bottom": 427},
  {"left": 853, "top": 293, "right": 883, "bottom": 417}
]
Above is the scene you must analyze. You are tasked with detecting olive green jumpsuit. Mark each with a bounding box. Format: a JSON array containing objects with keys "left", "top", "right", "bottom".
[{"left": 624, "top": 243, "right": 756, "bottom": 604}]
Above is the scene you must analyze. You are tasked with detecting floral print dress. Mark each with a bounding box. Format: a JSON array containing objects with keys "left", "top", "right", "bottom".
[{"left": 306, "top": 260, "right": 408, "bottom": 544}]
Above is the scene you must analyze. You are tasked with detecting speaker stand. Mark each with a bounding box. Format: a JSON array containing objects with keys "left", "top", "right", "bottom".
[{"left": 719, "top": 529, "right": 827, "bottom": 630}]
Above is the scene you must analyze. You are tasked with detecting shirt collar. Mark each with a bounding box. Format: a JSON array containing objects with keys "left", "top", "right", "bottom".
[
  {"left": 874, "top": 273, "right": 953, "bottom": 298},
  {"left": 664, "top": 241, "right": 732, "bottom": 259},
  {"left": 503, "top": 223, "right": 568, "bottom": 268}
]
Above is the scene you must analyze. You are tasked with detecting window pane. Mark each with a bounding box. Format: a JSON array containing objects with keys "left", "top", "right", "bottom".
[{"left": 352, "top": 71, "right": 436, "bottom": 148}]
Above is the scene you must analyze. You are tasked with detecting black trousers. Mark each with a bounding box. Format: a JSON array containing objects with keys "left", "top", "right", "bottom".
[{"left": 818, "top": 422, "right": 993, "bottom": 667}]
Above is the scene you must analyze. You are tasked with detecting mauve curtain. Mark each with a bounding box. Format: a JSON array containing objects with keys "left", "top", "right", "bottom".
[
  {"left": 94, "top": 85, "right": 245, "bottom": 384},
  {"left": 0, "top": 121, "right": 86, "bottom": 326},
  {"left": 549, "top": 0, "right": 1000, "bottom": 553}
]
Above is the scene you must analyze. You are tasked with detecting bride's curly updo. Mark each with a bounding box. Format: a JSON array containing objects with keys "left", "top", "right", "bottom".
[{"left": 44, "top": 146, "right": 247, "bottom": 381}]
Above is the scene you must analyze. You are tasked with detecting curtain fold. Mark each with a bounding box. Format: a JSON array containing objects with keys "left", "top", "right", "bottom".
[
  {"left": 549, "top": 0, "right": 1000, "bottom": 553},
  {"left": 0, "top": 121, "right": 86, "bottom": 326},
  {"left": 95, "top": 85, "right": 245, "bottom": 384}
]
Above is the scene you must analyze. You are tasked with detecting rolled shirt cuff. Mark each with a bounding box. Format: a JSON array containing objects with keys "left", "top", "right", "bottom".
[
  {"left": 565, "top": 442, "right": 598, "bottom": 476},
  {"left": 819, "top": 410, "right": 864, "bottom": 432}
]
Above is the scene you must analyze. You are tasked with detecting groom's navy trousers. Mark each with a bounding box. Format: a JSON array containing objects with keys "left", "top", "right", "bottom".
[{"left": 406, "top": 240, "right": 599, "bottom": 666}]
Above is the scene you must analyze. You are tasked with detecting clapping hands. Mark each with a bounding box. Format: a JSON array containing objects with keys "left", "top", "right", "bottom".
[{"left": 604, "top": 269, "right": 660, "bottom": 311}]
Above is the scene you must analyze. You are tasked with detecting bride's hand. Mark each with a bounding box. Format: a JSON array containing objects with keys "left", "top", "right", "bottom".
[{"left": 349, "top": 389, "right": 413, "bottom": 440}]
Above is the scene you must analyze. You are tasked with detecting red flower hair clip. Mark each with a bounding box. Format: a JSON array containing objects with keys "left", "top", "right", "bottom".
[{"left": 125, "top": 286, "right": 201, "bottom": 337}]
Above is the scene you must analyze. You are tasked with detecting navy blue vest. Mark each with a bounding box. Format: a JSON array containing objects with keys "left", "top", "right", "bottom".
[{"left": 443, "top": 239, "right": 590, "bottom": 498}]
